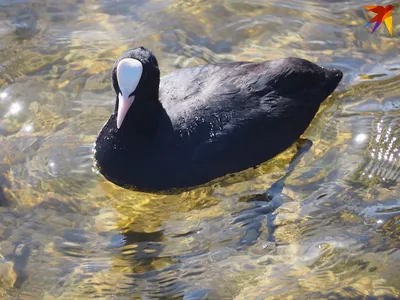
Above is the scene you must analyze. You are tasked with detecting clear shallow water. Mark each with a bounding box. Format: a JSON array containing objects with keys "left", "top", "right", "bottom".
[{"left": 0, "top": 0, "right": 399, "bottom": 299}]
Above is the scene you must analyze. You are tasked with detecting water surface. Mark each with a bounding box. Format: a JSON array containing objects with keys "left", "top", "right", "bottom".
[{"left": 0, "top": 0, "right": 399, "bottom": 299}]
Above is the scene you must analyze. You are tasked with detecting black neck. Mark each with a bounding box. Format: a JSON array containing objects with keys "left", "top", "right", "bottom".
[{"left": 113, "top": 89, "right": 162, "bottom": 140}]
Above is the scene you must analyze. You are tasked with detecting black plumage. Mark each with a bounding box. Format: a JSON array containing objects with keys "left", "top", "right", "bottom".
[{"left": 94, "top": 47, "right": 342, "bottom": 192}]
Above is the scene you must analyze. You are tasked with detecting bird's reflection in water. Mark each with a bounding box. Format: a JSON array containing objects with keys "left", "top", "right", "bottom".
[
  {"left": 232, "top": 139, "right": 313, "bottom": 246},
  {"left": 119, "top": 228, "right": 207, "bottom": 298},
  {"left": 114, "top": 139, "right": 314, "bottom": 297}
]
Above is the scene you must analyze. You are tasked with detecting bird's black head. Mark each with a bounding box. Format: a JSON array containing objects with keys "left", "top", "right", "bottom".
[{"left": 111, "top": 47, "right": 160, "bottom": 129}]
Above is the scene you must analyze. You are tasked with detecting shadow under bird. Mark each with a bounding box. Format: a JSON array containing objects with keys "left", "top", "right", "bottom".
[{"left": 93, "top": 47, "right": 343, "bottom": 193}]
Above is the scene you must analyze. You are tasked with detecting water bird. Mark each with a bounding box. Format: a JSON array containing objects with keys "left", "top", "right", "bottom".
[{"left": 94, "top": 47, "right": 342, "bottom": 193}]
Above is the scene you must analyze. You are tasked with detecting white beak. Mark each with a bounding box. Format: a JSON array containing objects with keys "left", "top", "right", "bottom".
[
  {"left": 116, "top": 58, "right": 143, "bottom": 129},
  {"left": 117, "top": 93, "right": 135, "bottom": 129}
]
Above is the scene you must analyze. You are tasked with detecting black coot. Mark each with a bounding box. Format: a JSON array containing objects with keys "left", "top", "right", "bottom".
[{"left": 94, "top": 47, "right": 342, "bottom": 193}]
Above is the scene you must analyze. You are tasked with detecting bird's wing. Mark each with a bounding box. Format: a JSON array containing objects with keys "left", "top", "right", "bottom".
[{"left": 158, "top": 58, "right": 330, "bottom": 163}]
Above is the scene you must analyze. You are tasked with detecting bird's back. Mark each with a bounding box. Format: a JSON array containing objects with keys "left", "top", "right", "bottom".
[{"left": 152, "top": 58, "right": 339, "bottom": 188}]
